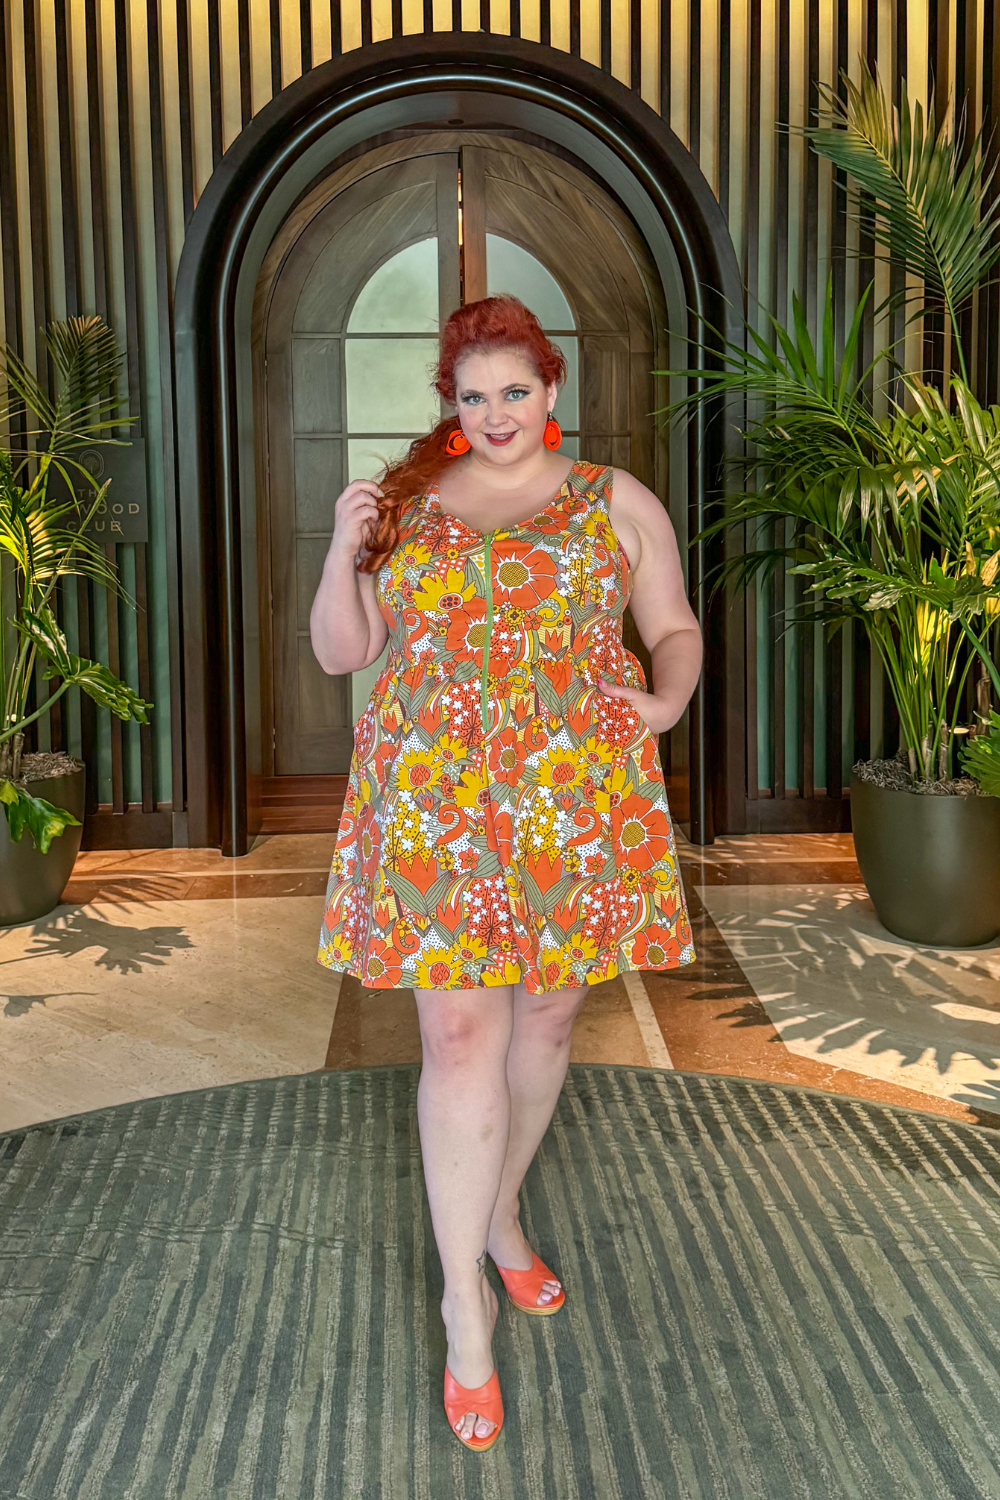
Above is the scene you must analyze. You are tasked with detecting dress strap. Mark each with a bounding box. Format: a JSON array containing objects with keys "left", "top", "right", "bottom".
[{"left": 568, "top": 460, "right": 614, "bottom": 511}]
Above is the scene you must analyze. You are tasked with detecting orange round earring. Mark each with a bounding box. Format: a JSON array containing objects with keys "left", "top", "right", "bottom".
[
  {"left": 445, "top": 426, "right": 471, "bottom": 456},
  {"left": 543, "top": 415, "right": 562, "bottom": 450}
]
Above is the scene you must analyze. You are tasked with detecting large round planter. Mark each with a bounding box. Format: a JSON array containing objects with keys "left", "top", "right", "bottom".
[
  {"left": 850, "top": 774, "right": 1000, "bottom": 946},
  {"left": 0, "top": 768, "right": 86, "bottom": 925}
]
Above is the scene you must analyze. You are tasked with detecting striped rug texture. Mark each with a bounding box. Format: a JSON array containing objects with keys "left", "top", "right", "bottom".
[{"left": 3, "top": 1065, "right": 1000, "bottom": 1499}]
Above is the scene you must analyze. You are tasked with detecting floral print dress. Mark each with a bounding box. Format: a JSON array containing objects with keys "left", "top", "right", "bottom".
[{"left": 317, "top": 459, "right": 694, "bottom": 991}]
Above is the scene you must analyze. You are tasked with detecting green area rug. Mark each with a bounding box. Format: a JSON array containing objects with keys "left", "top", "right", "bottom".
[{"left": 3, "top": 1065, "right": 1000, "bottom": 1498}]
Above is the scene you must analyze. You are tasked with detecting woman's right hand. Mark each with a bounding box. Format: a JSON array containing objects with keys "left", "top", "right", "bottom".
[
  {"left": 329, "top": 479, "right": 383, "bottom": 561},
  {"left": 312, "top": 478, "right": 388, "bottom": 673}
]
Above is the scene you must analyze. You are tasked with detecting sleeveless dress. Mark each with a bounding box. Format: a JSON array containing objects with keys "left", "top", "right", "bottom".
[{"left": 317, "top": 459, "right": 694, "bottom": 992}]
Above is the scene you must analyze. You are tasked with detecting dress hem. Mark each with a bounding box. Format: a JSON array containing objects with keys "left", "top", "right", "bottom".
[{"left": 316, "top": 947, "right": 696, "bottom": 992}]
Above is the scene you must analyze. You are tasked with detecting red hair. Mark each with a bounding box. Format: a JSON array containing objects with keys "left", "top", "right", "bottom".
[{"left": 358, "top": 294, "right": 567, "bottom": 573}]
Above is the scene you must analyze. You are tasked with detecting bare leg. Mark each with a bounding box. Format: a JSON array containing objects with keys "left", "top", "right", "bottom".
[
  {"left": 486, "top": 983, "right": 588, "bottom": 1306},
  {"left": 414, "top": 984, "right": 515, "bottom": 1444}
]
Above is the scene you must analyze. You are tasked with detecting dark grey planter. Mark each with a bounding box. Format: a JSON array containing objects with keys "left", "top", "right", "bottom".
[
  {"left": 850, "top": 774, "right": 1000, "bottom": 946},
  {"left": 0, "top": 768, "right": 86, "bottom": 925}
]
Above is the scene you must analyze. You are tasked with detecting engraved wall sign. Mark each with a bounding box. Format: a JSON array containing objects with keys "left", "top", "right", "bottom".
[{"left": 48, "top": 440, "right": 148, "bottom": 544}]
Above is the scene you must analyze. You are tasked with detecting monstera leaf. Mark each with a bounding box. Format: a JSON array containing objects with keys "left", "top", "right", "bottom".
[
  {"left": 16, "top": 604, "right": 151, "bottom": 722},
  {"left": 961, "top": 713, "right": 1000, "bottom": 798},
  {"left": 0, "top": 779, "right": 81, "bottom": 852}
]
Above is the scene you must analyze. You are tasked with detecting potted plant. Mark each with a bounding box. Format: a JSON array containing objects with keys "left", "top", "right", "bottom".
[
  {"left": 1, "top": 315, "right": 152, "bottom": 925},
  {"left": 661, "top": 65, "right": 1000, "bottom": 946}
]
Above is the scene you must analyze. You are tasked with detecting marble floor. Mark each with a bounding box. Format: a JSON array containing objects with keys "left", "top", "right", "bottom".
[
  {"left": 3, "top": 831, "right": 1000, "bottom": 1133},
  {"left": 700, "top": 883, "right": 1000, "bottom": 1118}
]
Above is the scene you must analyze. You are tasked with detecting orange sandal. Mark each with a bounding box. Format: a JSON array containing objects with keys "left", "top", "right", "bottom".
[
  {"left": 493, "top": 1251, "right": 566, "bottom": 1316},
  {"left": 443, "top": 1365, "right": 504, "bottom": 1451}
]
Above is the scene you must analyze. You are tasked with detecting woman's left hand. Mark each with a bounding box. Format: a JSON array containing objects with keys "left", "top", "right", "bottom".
[{"left": 596, "top": 676, "right": 678, "bottom": 735}]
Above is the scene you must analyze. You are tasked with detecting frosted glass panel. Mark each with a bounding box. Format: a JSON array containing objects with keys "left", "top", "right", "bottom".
[
  {"left": 348, "top": 238, "right": 439, "bottom": 333},
  {"left": 486, "top": 235, "right": 574, "bottom": 329},
  {"left": 348, "top": 436, "right": 413, "bottom": 482},
  {"left": 345, "top": 338, "right": 440, "bottom": 432},
  {"left": 558, "top": 434, "right": 580, "bottom": 458},
  {"left": 555, "top": 336, "right": 579, "bottom": 429},
  {"left": 353, "top": 644, "right": 389, "bottom": 723}
]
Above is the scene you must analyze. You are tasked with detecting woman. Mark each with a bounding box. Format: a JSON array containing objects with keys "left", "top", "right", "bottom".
[{"left": 311, "top": 295, "right": 701, "bottom": 1451}]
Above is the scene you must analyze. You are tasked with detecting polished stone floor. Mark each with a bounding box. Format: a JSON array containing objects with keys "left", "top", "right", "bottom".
[{"left": 3, "top": 831, "right": 1000, "bottom": 1132}]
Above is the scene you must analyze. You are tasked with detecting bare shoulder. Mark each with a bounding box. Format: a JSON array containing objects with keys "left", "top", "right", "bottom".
[
  {"left": 607, "top": 466, "right": 679, "bottom": 572},
  {"left": 609, "top": 467, "right": 672, "bottom": 524}
]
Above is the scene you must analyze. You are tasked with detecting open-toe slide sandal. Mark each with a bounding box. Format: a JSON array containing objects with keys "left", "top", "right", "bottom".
[
  {"left": 493, "top": 1250, "right": 565, "bottom": 1316},
  {"left": 443, "top": 1366, "right": 504, "bottom": 1451}
]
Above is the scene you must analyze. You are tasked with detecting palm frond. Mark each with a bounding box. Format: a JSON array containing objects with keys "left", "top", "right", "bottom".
[
  {"left": 803, "top": 63, "right": 1000, "bottom": 379},
  {"left": 0, "top": 315, "right": 129, "bottom": 453}
]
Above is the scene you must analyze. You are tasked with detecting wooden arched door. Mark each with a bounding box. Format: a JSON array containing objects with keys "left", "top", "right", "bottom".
[{"left": 253, "top": 134, "right": 670, "bottom": 832}]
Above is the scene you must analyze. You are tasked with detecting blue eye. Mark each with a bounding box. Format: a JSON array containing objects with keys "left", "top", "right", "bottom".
[
  {"left": 507, "top": 389, "right": 529, "bottom": 400},
  {"left": 460, "top": 393, "right": 484, "bottom": 405}
]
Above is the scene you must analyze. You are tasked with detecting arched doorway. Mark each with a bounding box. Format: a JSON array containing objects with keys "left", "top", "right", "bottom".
[
  {"left": 253, "top": 134, "right": 671, "bottom": 817},
  {"left": 174, "top": 34, "right": 744, "bottom": 854}
]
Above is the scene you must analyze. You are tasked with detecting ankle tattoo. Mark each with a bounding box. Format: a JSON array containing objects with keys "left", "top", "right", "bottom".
[{"left": 476, "top": 1248, "right": 487, "bottom": 1275}]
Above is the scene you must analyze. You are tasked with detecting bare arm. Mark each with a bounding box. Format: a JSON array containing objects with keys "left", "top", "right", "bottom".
[
  {"left": 309, "top": 479, "right": 390, "bottom": 674},
  {"left": 601, "top": 468, "right": 703, "bottom": 733}
]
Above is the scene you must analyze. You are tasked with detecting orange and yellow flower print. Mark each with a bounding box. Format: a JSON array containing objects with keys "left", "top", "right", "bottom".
[{"left": 317, "top": 460, "right": 694, "bottom": 991}]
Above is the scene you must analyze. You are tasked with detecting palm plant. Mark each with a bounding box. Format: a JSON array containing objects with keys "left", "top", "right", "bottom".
[
  {"left": 661, "top": 62, "right": 1000, "bottom": 785},
  {"left": 1, "top": 316, "right": 152, "bottom": 851}
]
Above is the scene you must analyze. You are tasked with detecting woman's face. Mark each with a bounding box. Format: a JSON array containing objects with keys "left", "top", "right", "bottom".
[{"left": 452, "top": 347, "right": 559, "bottom": 465}]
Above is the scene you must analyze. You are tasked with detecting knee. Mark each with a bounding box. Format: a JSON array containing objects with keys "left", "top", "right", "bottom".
[
  {"left": 420, "top": 1006, "right": 497, "bottom": 1070},
  {"left": 524, "top": 990, "right": 587, "bottom": 1047}
]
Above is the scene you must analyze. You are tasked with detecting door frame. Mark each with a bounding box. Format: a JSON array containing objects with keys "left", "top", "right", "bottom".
[
  {"left": 174, "top": 33, "right": 744, "bottom": 854},
  {"left": 253, "top": 131, "right": 674, "bottom": 815}
]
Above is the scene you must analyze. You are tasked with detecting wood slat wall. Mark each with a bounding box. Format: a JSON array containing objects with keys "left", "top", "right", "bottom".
[{"left": 0, "top": 0, "right": 996, "bottom": 841}]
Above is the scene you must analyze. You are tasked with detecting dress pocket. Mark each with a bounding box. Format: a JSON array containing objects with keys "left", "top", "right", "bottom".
[{"left": 622, "top": 647, "right": 648, "bottom": 692}]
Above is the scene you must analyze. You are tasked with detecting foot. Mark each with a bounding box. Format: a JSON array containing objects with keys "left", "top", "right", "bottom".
[
  {"left": 487, "top": 1213, "right": 562, "bottom": 1308},
  {"left": 442, "top": 1276, "right": 500, "bottom": 1444}
]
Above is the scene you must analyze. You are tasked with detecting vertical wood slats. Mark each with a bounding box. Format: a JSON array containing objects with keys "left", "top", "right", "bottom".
[
  {"left": 687, "top": 0, "right": 700, "bottom": 157},
  {"left": 300, "top": 0, "right": 313, "bottom": 72},
  {"left": 822, "top": 0, "right": 850, "bottom": 801},
  {"left": 104, "top": 544, "right": 125, "bottom": 813},
  {"left": 176, "top": 0, "right": 196, "bottom": 225},
  {"left": 238, "top": 0, "right": 253, "bottom": 125},
  {"left": 71, "top": 0, "right": 104, "bottom": 803},
  {"left": 796, "top": 0, "right": 819, "bottom": 802},
  {"left": 849, "top": 0, "right": 877, "bottom": 779},
  {"left": 0, "top": 6, "right": 23, "bottom": 368},
  {"left": 270, "top": 0, "right": 282, "bottom": 99},
  {"left": 717, "top": 0, "right": 730, "bottom": 219},
  {"left": 983, "top": 0, "right": 1000, "bottom": 407},
  {"left": 658, "top": 0, "right": 670, "bottom": 118},
  {"left": 21, "top": 0, "right": 52, "bottom": 345},
  {"left": 147, "top": 0, "right": 187, "bottom": 817},
  {"left": 771, "top": 0, "right": 790, "bottom": 801},
  {"left": 53, "top": 2, "right": 80, "bottom": 318},
  {"left": 207, "top": 0, "right": 224, "bottom": 168},
  {"left": 888, "top": 0, "right": 907, "bottom": 412},
  {"left": 51, "top": 0, "right": 82, "bottom": 769},
  {"left": 923, "top": 0, "right": 949, "bottom": 384},
  {"left": 743, "top": 0, "right": 762, "bottom": 802},
  {"left": 111, "top": 0, "right": 148, "bottom": 815},
  {"left": 0, "top": 1, "right": 994, "bottom": 834},
  {"left": 20, "top": 0, "right": 58, "bottom": 754}
]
